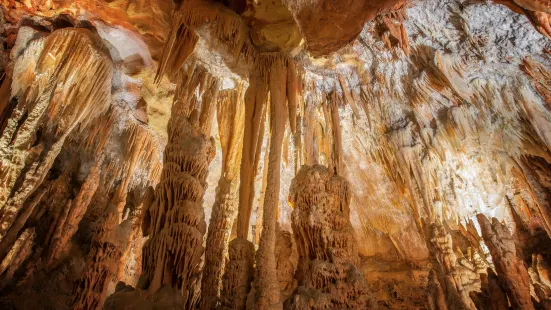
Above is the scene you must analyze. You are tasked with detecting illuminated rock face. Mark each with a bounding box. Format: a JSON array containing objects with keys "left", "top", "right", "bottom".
[{"left": 6, "top": 0, "right": 551, "bottom": 309}]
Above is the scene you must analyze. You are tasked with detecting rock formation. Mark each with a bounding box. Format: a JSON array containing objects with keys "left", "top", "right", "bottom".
[
  {"left": 478, "top": 215, "right": 535, "bottom": 309},
  {"left": 5, "top": 0, "right": 551, "bottom": 309},
  {"left": 136, "top": 65, "right": 216, "bottom": 308},
  {"left": 71, "top": 206, "right": 131, "bottom": 310},
  {"left": 286, "top": 164, "right": 374, "bottom": 309},
  {"left": 427, "top": 222, "right": 478, "bottom": 310},
  {"left": 200, "top": 86, "right": 244, "bottom": 309}
]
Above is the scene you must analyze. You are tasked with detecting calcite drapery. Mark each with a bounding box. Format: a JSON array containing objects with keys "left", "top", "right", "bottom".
[
  {"left": 477, "top": 215, "right": 535, "bottom": 310},
  {"left": 286, "top": 164, "right": 374, "bottom": 309},
  {"left": 0, "top": 27, "right": 112, "bottom": 241},
  {"left": 137, "top": 64, "right": 216, "bottom": 309}
]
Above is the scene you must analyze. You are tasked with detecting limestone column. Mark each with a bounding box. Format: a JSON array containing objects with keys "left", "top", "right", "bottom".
[{"left": 137, "top": 66, "right": 216, "bottom": 309}]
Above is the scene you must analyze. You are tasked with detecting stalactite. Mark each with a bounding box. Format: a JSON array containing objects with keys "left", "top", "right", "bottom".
[
  {"left": 156, "top": 21, "right": 199, "bottom": 82},
  {"left": 0, "top": 227, "right": 35, "bottom": 288},
  {"left": 287, "top": 59, "right": 299, "bottom": 135},
  {"left": 337, "top": 74, "right": 361, "bottom": 119},
  {"left": 220, "top": 65, "right": 267, "bottom": 310},
  {"left": 200, "top": 86, "right": 245, "bottom": 310},
  {"left": 477, "top": 214, "right": 535, "bottom": 309},
  {"left": 236, "top": 70, "right": 268, "bottom": 239},
  {"left": 0, "top": 28, "right": 112, "bottom": 241},
  {"left": 377, "top": 8, "right": 410, "bottom": 56},
  {"left": 286, "top": 165, "right": 374, "bottom": 309},
  {"left": 518, "top": 156, "right": 551, "bottom": 239},
  {"left": 328, "top": 92, "right": 343, "bottom": 175},
  {"left": 45, "top": 160, "right": 101, "bottom": 266},
  {"left": 112, "top": 123, "right": 159, "bottom": 219},
  {"left": 72, "top": 205, "right": 131, "bottom": 310},
  {"left": 249, "top": 55, "right": 287, "bottom": 310}
]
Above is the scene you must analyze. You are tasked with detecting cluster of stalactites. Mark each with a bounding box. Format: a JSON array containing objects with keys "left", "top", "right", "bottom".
[
  {"left": 137, "top": 63, "right": 216, "bottom": 309},
  {"left": 0, "top": 27, "right": 112, "bottom": 243},
  {"left": 199, "top": 85, "right": 245, "bottom": 310},
  {"left": 286, "top": 164, "right": 373, "bottom": 309}
]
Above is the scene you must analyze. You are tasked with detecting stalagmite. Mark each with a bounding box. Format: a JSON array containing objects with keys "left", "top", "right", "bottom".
[
  {"left": 220, "top": 238, "right": 255, "bottom": 310},
  {"left": 72, "top": 206, "right": 131, "bottom": 310},
  {"left": 286, "top": 164, "right": 374, "bottom": 309},
  {"left": 200, "top": 87, "right": 245, "bottom": 310},
  {"left": 137, "top": 65, "right": 216, "bottom": 309},
  {"left": 427, "top": 223, "right": 478, "bottom": 310},
  {"left": 6, "top": 0, "right": 551, "bottom": 309},
  {"left": 249, "top": 55, "right": 287, "bottom": 310},
  {"left": 470, "top": 269, "right": 509, "bottom": 310},
  {"left": 477, "top": 214, "right": 535, "bottom": 309},
  {"left": 275, "top": 225, "right": 297, "bottom": 303}
]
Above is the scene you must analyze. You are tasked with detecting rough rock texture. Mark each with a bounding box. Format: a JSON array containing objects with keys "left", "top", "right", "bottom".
[
  {"left": 427, "top": 223, "right": 478, "bottom": 310},
  {"left": 478, "top": 215, "right": 535, "bottom": 309},
  {"left": 282, "top": 0, "right": 409, "bottom": 56},
  {"left": 286, "top": 164, "right": 374, "bottom": 309},
  {"left": 0, "top": 27, "right": 112, "bottom": 239},
  {"left": 136, "top": 66, "right": 216, "bottom": 309},
  {"left": 71, "top": 206, "right": 131, "bottom": 310}
]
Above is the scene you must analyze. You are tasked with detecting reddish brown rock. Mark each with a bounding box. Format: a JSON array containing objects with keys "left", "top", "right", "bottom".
[
  {"left": 282, "top": 0, "right": 409, "bottom": 56},
  {"left": 478, "top": 215, "right": 535, "bottom": 310}
]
